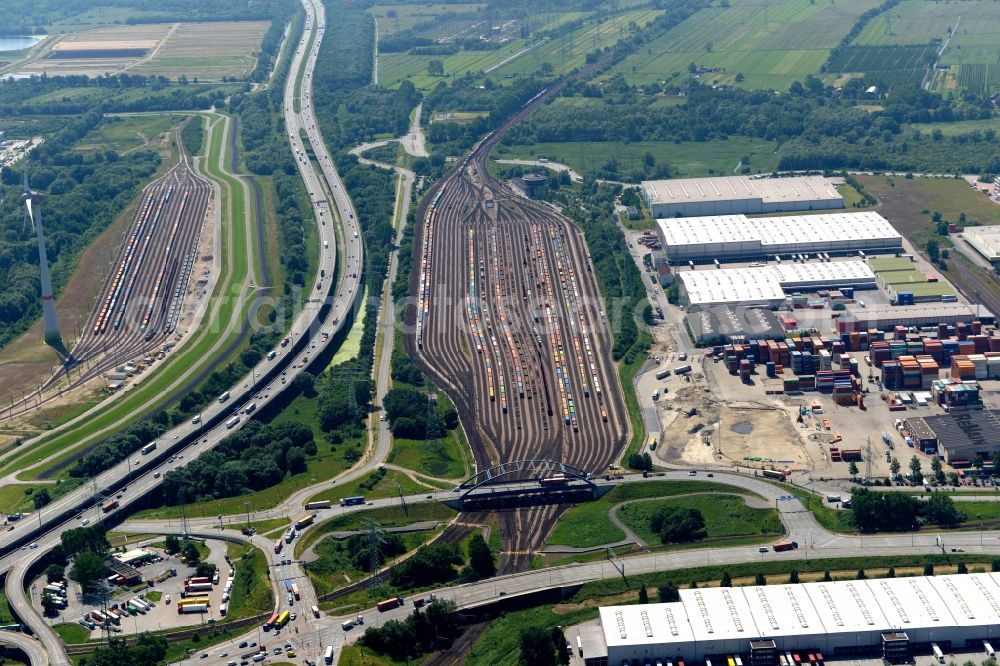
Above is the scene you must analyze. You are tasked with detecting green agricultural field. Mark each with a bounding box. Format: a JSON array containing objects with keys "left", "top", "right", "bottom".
[
  {"left": 619, "top": 494, "right": 782, "bottom": 546},
  {"left": 907, "top": 117, "right": 1000, "bottom": 137},
  {"left": 545, "top": 481, "right": 751, "bottom": 549},
  {"left": 488, "top": 9, "right": 665, "bottom": 79},
  {"left": 606, "top": 0, "right": 882, "bottom": 90},
  {"left": 850, "top": 0, "right": 1000, "bottom": 95},
  {"left": 369, "top": 3, "right": 486, "bottom": 36},
  {"left": 495, "top": 136, "right": 780, "bottom": 179}
]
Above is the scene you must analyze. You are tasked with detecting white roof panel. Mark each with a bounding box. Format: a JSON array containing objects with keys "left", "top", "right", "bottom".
[
  {"left": 599, "top": 603, "right": 695, "bottom": 650},
  {"left": 643, "top": 175, "right": 841, "bottom": 206},
  {"left": 679, "top": 267, "right": 786, "bottom": 306},
  {"left": 801, "top": 579, "right": 891, "bottom": 634},
  {"left": 739, "top": 584, "right": 825, "bottom": 637},
  {"left": 927, "top": 573, "right": 1000, "bottom": 627},
  {"left": 657, "top": 211, "right": 899, "bottom": 249},
  {"left": 681, "top": 586, "right": 760, "bottom": 642}
]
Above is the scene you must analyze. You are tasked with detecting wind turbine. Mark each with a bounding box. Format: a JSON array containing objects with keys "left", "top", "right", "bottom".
[{"left": 22, "top": 165, "right": 68, "bottom": 360}]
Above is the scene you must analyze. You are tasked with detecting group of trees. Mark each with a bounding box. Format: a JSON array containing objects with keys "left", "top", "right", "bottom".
[
  {"left": 69, "top": 419, "right": 165, "bottom": 479},
  {"left": 850, "top": 487, "right": 965, "bottom": 532},
  {"left": 518, "top": 626, "right": 571, "bottom": 666},
  {"left": 497, "top": 70, "right": 998, "bottom": 174},
  {"left": 78, "top": 634, "right": 168, "bottom": 666},
  {"left": 55, "top": 523, "right": 110, "bottom": 592},
  {"left": 650, "top": 506, "right": 707, "bottom": 544},
  {"left": 358, "top": 599, "right": 460, "bottom": 662},
  {"left": 159, "top": 420, "right": 316, "bottom": 503},
  {"left": 382, "top": 387, "right": 458, "bottom": 440},
  {"left": 389, "top": 542, "right": 464, "bottom": 589}
]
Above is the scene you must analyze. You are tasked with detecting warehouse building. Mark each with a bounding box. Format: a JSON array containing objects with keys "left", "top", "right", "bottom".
[
  {"left": 963, "top": 226, "right": 1000, "bottom": 262},
  {"left": 581, "top": 573, "right": 1000, "bottom": 666},
  {"left": 678, "top": 261, "right": 876, "bottom": 308},
  {"left": 643, "top": 175, "right": 843, "bottom": 218},
  {"left": 923, "top": 412, "right": 997, "bottom": 466},
  {"left": 657, "top": 211, "right": 901, "bottom": 263},
  {"left": 836, "top": 303, "right": 995, "bottom": 333}
]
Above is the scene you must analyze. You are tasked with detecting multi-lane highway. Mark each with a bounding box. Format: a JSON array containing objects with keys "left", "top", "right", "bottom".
[{"left": 0, "top": 0, "right": 362, "bottom": 661}]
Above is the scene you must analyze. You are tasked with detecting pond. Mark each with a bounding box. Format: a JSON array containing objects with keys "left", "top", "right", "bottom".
[{"left": 0, "top": 36, "right": 43, "bottom": 53}]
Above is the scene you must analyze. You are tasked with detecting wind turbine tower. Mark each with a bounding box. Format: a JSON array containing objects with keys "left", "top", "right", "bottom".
[{"left": 22, "top": 167, "right": 68, "bottom": 359}]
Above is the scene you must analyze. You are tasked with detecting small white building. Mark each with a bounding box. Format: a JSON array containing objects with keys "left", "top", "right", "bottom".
[{"left": 642, "top": 175, "right": 843, "bottom": 218}]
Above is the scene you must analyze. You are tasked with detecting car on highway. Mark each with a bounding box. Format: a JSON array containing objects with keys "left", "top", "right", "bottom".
[{"left": 153, "top": 472, "right": 160, "bottom": 479}]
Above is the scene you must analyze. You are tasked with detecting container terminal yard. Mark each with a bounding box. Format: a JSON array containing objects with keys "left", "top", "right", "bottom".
[{"left": 405, "top": 78, "right": 629, "bottom": 571}]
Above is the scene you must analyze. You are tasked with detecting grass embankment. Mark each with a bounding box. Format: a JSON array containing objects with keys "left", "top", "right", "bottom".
[
  {"left": 619, "top": 494, "right": 782, "bottom": 546},
  {"left": 617, "top": 348, "right": 652, "bottom": 469},
  {"left": 307, "top": 528, "right": 440, "bottom": 597},
  {"left": 3, "top": 111, "right": 258, "bottom": 482},
  {"left": 338, "top": 645, "right": 392, "bottom": 666},
  {"left": 296, "top": 502, "right": 458, "bottom": 556},
  {"left": 545, "top": 481, "right": 752, "bottom": 549},
  {"left": 304, "top": 468, "right": 445, "bottom": 514},
  {"left": 467, "top": 555, "right": 996, "bottom": 665},
  {"left": 226, "top": 542, "right": 272, "bottom": 620},
  {"left": 53, "top": 623, "right": 90, "bottom": 644}
]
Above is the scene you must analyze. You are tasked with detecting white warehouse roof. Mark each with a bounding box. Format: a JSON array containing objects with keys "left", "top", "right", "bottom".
[
  {"left": 679, "top": 260, "right": 875, "bottom": 307},
  {"left": 679, "top": 267, "right": 787, "bottom": 306},
  {"left": 598, "top": 573, "right": 1000, "bottom": 661},
  {"left": 657, "top": 211, "right": 901, "bottom": 261},
  {"left": 963, "top": 225, "right": 1000, "bottom": 262},
  {"left": 644, "top": 175, "right": 839, "bottom": 208}
]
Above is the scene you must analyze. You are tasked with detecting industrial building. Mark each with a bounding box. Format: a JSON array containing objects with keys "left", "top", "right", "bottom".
[
  {"left": 837, "top": 303, "right": 995, "bottom": 333},
  {"left": 678, "top": 261, "right": 876, "bottom": 308},
  {"left": 656, "top": 211, "right": 901, "bottom": 262},
  {"left": 923, "top": 411, "right": 998, "bottom": 465},
  {"left": 962, "top": 226, "right": 1000, "bottom": 262},
  {"left": 580, "top": 573, "right": 1000, "bottom": 666},
  {"left": 643, "top": 175, "right": 843, "bottom": 218}
]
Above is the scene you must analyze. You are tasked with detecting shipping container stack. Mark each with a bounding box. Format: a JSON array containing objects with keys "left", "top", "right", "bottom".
[
  {"left": 987, "top": 352, "right": 1000, "bottom": 379},
  {"left": 740, "top": 359, "right": 752, "bottom": 382},
  {"left": 898, "top": 356, "right": 921, "bottom": 390},
  {"left": 766, "top": 361, "right": 776, "bottom": 377},
  {"left": 922, "top": 338, "right": 943, "bottom": 364},
  {"left": 870, "top": 340, "right": 891, "bottom": 367},
  {"left": 881, "top": 360, "right": 902, "bottom": 389},
  {"left": 951, "top": 356, "right": 976, "bottom": 380},
  {"left": 915, "top": 355, "right": 940, "bottom": 389}
]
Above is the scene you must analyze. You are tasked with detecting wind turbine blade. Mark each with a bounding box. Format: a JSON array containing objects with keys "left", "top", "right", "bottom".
[
  {"left": 25, "top": 199, "right": 34, "bottom": 232},
  {"left": 22, "top": 166, "right": 27, "bottom": 193}
]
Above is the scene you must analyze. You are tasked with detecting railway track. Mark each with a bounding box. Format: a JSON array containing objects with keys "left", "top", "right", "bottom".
[
  {"left": 403, "top": 56, "right": 629, "bottom": 587},
  {"left": 1, "top": 134, "right": 211, "bottom": 422}
]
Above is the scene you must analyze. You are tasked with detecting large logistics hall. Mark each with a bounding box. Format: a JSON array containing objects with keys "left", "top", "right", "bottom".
[
  {"left": 642, "top": 175, "right": 843, "bottom": 218},
  {"left": 656, "top": 212, "right": 902, "bottom": 263},
  {"left": 962, "top": 225, "right": 1000, "bottom": 262},
  {"left": 678, "top": 261, "right": 876, "bottom": 307},
  {"left": 579, "top": 573, "right": 1000, "bottom": 666}
]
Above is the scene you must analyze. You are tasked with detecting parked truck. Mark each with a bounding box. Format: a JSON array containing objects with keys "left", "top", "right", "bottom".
[{"left": 178, "top": 604, "right": 208, "bottom": 614}]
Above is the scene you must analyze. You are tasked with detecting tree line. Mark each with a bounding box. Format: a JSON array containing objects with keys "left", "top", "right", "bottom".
[{"left": 159, "top": 420, "right": 316, "bottom": 503}]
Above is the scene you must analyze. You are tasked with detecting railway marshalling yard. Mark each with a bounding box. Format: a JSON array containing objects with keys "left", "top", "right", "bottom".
[{"left": 409, "top": 148, "right": 629, "bottom": 563}]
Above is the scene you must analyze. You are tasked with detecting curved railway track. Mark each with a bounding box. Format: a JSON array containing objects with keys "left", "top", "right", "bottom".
[{"left": 403, "top": 57, "right": 629, "bottom": 578}]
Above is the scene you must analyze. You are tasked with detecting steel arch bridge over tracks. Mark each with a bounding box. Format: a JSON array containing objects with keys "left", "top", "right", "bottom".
[{"left": 457, "top": 459, "right": 595, "bottom": 498}]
